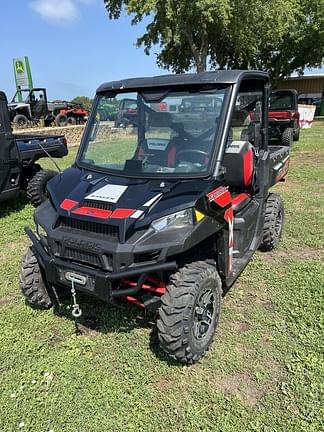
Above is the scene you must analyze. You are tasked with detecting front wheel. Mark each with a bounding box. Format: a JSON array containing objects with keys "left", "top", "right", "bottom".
[
  {"left": 259, "top": 193, "right": 284, "bottom": 251},
  {"left": 27, "top": 169, "right": 57, "bottom": 207},
  {"left": 157, "top": 261, "right": 222, "bottom": 364},
  {"left": 19, "top": 247, "right": 53, "bottom": 309},
  {"left": 13, "top": 114, "right": 29, "bottom": 129}
]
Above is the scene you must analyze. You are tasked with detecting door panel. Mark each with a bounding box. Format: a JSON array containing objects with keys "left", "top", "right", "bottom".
[{"left": 0, "top": 91, "right": 20, "bottom": 198}]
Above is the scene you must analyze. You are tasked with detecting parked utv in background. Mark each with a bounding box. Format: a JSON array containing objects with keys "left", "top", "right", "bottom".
[
  {"left": 114, "top": 98, "right": 138, "bottom": 127},
  {"left": 8, "top": 88, "right": 89, "bottom": 129},
  {"left": 20, "top": 71, "right": 290, "bottom": 364},
  {"left": 8, "top": 88, "right": 53, "bottom": 128},
  {"left": 54, "top": 103, "right": 89, "bottom": 127},
  {"left": 268, "top": 89, "right": 300, "bottom": 146},
  {"left": 0, "top": 91, "right": 68, "bottom": 206}
]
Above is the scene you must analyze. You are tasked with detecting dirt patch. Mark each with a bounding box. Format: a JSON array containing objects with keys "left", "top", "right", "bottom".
[
  {"left": 156, "top": 378, "right": 175, "bottom": 392},
  {"left": 0, "top": 292, "right": 18, "bottom": 307},
  {"left": 0, "top": 239, "right": 28, "bottom": 264},
  {"left": 76, "top": 321, "right": 100, "bottom": 337},
  {"left": 236, "top": 344, "right": 256, "bottom": 358},
  {"left": 213, "top": 372, "right": 263, "bottom": 408},
  {"left": 258, "top": 246, "right": 323, "bottom": 263},
  {"left": 227, "top": 320, "right": 250, "bottom": 334},
  {"left": 292, "top": 151, "right": 324, "bottom": 167},
  {"left": 47, "top": 331, "right": 64, "bottom": 346},
  {"left": 0, "top": 296, "right": 13, "bottom": 306}
]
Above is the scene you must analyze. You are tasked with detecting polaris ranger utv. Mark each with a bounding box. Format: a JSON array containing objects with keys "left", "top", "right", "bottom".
[
  {"left": 268, "top": 89, "right": 300, "bottom": 146},
  {"left": 20, "top": 71, "right": 290, "bottom": 364},
  {"left": 0, "top": 91, "right": 68, "bottom": 206}
]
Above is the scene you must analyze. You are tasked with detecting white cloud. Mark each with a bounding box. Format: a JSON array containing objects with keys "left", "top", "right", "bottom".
[{"left": 30, "top": 0, "right": 92, "bottom": 23}]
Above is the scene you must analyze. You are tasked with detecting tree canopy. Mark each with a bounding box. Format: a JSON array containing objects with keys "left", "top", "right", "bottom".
[
  {"left": 71, "top": 96, "right": 93, "bottom": 110},
  {"left": 104, "top": 0, "right": 324, "bottom": 85}
]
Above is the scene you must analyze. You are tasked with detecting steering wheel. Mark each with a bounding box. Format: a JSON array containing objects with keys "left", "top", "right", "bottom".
[{"left": 177, "top": 149, "right": 209, "bottom": 165}]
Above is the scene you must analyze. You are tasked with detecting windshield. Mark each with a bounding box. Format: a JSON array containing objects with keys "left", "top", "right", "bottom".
[
  {"left": 270, "top": 93, "right": 294, "bottom": 110},
  {"left": 11, "top": 90, "right": 29, "bottom": 103},
  {"left": 79, "top": 88, "right": 228, "bottom": 178}
]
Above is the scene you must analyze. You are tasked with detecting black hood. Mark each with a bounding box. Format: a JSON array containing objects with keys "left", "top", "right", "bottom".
[{"left": 47, "top": 167, "right": 214, "bottom": 242}]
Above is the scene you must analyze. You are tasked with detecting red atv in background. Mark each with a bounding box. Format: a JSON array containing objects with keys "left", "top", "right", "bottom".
[
  {"left": 268, "top": 89, "right": 300, "bottom": 146},
  {"left": 55, "top": 104, "right": 89, "bottom": 127}
]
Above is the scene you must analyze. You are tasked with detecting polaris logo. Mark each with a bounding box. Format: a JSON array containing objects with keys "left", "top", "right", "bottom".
[{"left": 62, "top": 236, "right": 102, "bottom": 253}]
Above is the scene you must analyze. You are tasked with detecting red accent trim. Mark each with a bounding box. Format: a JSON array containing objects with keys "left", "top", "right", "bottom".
[
  {"left": 224, "top": 207, "right": 234, "bottom": 274},
  {"left": 111, "top": 208, "right": 135, "bottom": 219},
  {"left": 60, "top": 199, "right": 78, "bottom": 211},
  {"left": 123, "top": 278, "right": 166, "bottom": 295},
  {"left": 123, "top": 296, "right": 144, "bottom": 308},
  {"left": 232, "top": 193, "right": 250, "bottom": 208},
  {"left": 72, "top": 207, "right": 112, "bottom": 219},
  {"left": 207, "top": 186, "right": 231, "bottom": 208},
  {"left": 243, "top": 149, "right": 254, "bottom": 187},
  {"left": 167, "top": 146, "right": 177, "bottom": 166}
]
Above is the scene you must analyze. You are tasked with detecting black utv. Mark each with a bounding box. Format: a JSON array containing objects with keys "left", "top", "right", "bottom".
[
  {"left": 0, "top": 91, "right": 68, "bottom": 206},
  {"left": 20, "top": 71, "right": 290, "bottom": 364}
]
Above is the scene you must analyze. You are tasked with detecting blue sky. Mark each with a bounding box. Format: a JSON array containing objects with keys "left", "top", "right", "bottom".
[
  {"left": 1, "top": 0, "right": 323, "bottom": 101},
  {"left": 0, "top": 0, "right": 163, "bottom": 100}
]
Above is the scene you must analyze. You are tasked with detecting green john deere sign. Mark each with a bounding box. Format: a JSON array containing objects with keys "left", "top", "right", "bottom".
[{"left": 13, "top": 56, "right": 33, "bottom": 90}]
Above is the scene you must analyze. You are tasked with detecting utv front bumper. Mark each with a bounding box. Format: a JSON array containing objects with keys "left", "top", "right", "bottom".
[{"left": 25, "top": 227, "right": 177, "bottom": 303}]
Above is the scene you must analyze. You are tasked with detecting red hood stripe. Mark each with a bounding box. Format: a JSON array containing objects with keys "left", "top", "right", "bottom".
[
  {"left": 72, "top": 207, "right": 112, "bottom": 219},
  {"left": 60, "top": 199, "right": 79, "bottom": 211},
  {"left": 111, "top": 208, "right": 135, "bottom": 219}
]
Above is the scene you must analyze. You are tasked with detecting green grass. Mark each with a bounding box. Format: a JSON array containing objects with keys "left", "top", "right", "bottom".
[{"left": 0, "top": 126, "right": 323, "bottom": 431}]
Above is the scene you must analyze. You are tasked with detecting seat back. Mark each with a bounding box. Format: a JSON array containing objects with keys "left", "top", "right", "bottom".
[{"left": 223, "top": 141, "right": 254, "bottom": 188}]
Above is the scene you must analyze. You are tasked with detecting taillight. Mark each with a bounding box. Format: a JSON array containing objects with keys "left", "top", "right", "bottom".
[
  {"left": 127, "top": 108, "right": 137, "bottom": 113},
  {"left": 268, "top": 111, "right": 292, "bottom": 120}
]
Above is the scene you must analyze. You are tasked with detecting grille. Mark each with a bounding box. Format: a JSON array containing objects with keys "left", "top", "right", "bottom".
[
  {"left": 59, "top": 217, "right": 119, "bottom": 239},
  {"left": 51, "top": 242, "right": 113, "bottom": 270},
  {"left": 81, "top": 201, "right": 114, "bottom": 211},
  {"left": 64, "top": 247, "right": 102, "bottom": 267}
]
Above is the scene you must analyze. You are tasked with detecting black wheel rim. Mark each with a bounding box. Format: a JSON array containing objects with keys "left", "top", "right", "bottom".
[
  {"left": 275, "top": 209, "right": 283, "bottom": 237},
  {"left": 193, "top": 289, "right": 215, "bottom": 340}
]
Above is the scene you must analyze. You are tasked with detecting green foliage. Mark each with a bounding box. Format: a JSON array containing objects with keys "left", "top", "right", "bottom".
[
  {"left": 71, "top": 96, "right": 93, "bottom": 110},
  {"left": 103, "top": 0, "right": 324, "bottom": 84}
]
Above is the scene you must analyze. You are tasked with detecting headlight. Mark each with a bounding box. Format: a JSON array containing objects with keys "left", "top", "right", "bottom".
[
  {"left": 151, "top": 209, "right": 193, "bottom": 232},
  {"left": 36, "top": 222, "right": 47, "bottom": 238}
]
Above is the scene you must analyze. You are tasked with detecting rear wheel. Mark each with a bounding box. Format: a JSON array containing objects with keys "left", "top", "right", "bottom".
[
  {"left": 27, "top": 169, "right": 57, "bottom": 207},
  {"left": 281, "top": 127, "right": 293, "bottom": 146},
  {"left": 157, "top": 261, "right": 222, "bottom": 364},
  {"left": 13, "top": 114, "right": 29, "bottom": 129},
  {"left": 259, "top": 193, "right": 284, "bottom": 251},
  {"left": 19, "top": 247, "right": 52, "bottom": 309},
  {"left": 55, "top": 113, "right": 68, "bottom": 127},
  {"left": 67, "top": 116, "right": 77, "bottom": 125}
]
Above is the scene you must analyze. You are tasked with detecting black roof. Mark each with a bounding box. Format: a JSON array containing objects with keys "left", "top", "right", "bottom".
[{"left": 96, "top": 70, "right": 269, "bottom": 94}]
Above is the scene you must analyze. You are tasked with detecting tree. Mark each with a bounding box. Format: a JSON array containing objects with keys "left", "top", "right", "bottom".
[
  {"left": 104, "top": 0, "right": 324, "bottom": 84},
  {"left": 71, "top": 96, "right": 93, "bottom": 110}
]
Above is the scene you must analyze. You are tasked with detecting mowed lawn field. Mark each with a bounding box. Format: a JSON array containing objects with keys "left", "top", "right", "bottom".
[{"left": 0, "top": 124, "right": 323, "bottom": 432}]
